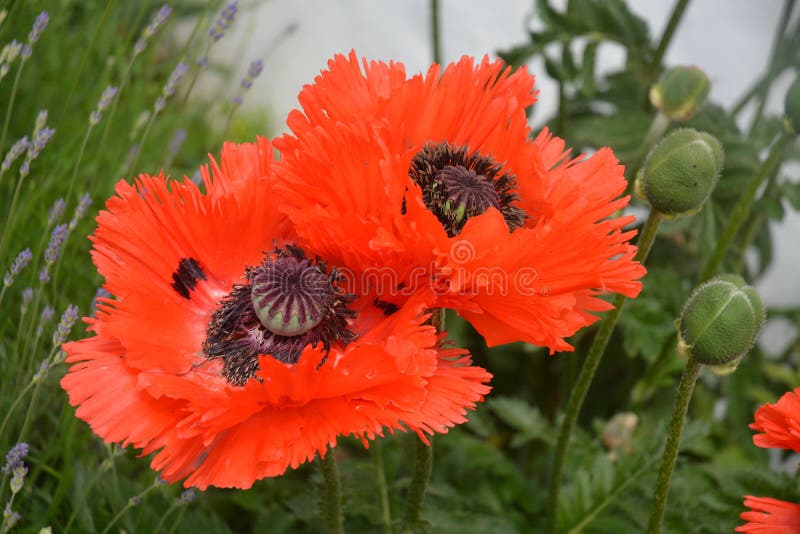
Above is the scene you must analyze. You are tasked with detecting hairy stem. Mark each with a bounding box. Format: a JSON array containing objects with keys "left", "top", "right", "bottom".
[
  {"left": 320, "top": 448, "right": 344, "bottom": 533},
  {"left": 699, "top": 131, "right": 795, "bottom": 282},
  {"left": 547, "top": 210, "right": 662, "bottom": 533},
  {"left": 647, "top": 358, "right": 702, "bottom": 533}
]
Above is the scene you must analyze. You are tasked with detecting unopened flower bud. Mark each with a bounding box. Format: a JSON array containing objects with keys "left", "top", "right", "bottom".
[
  {"left": 649, "top": 66, "right": 710, "bottom": 121},
  {"left": 784, "top": 75, "right": 800, "bottom": 134},
  {"left": 637, "top": 128, "right": 723, "bottom": 217},
  {"left": 678, "top": 274, "right": 764, "bottom": 367}
]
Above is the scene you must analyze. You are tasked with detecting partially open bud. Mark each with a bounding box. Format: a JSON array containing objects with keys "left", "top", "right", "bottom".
[
  {"left": 637, "top": 128, "right": 724, "bottom": 217},
  {"left": 649, "top": 66, "right": 710, "bottom": 121},
  {"left": 677, "top": 274, "right": 764, "bottom": 368},
  {"left": 785, "top": 75, "right": 800, "bottom": 134}
]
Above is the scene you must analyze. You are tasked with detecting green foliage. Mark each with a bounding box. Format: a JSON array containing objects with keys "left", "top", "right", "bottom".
[{"left": 0, "top": 0, "right": 799, "bottom": 532}]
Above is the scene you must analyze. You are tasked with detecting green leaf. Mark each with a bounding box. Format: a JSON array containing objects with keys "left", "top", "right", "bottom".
[{"left": 487, "top": 396, "right": 554, "bottom": 446}]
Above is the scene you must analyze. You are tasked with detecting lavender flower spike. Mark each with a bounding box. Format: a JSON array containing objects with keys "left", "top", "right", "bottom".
[
  {"left": 48, "top": 197, "right": 66, "bottom": 225},
  {"left": 28, "top": 11, "right": 49, "bottom": 44},
  {"left": 154, "top": 62, "right": 188, "bottom": 113},
  {"left": 20, "top": 11, "right": 49, "bottom": 58},
  {"left": 232, "top": 59, "right": 264, "bottom": 107},
  {"left": 2, "top": 443, "right": 29, "bottom": 475},
  {"left": 3, "top": 248, "right": 32, "bottom": 287},
  {"left": 69, "top": 193, "right": 93, "bottom": 230},
  {"left": 44, "top": 223, "right": 68, "bottom": 265},
  {"left": 209, "top": 1, "right": 239, "bottom": 41},
  {"left": 89, "top": 85, "right": 119, "bottom": 126},
  {"left": 133, "top": 4, "right": 173, "bottom": 56},
  {"left": 1, "top": 136, "right": 29, "bottom": 172},
  {"left": 53, "top": 304, "right": 79, "bottom": 345},
  {"left": 20, "top": 126, "right": 55, "bottom": 178},
  {"left": 241, "top": 59, "right": 264, "bottom": 89}
]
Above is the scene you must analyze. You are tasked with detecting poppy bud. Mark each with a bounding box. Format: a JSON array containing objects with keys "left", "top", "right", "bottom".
[
  {"left": 637, "top": 128, "right": 724, "bottom": 217},
  {"left": 649, "top": 66, "right": 710, "bottom": 121},
  {"left": 677, "top": 274, "right": 764, "bottom": 368},
  {"left": 785, "top": 75, "right": 800, "bottom": 134}
]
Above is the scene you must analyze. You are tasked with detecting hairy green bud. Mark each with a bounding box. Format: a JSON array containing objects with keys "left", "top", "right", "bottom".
[
  {"left": 785, "top": 75, "right": 800, "bottom": 134},
  {"left": 678, "top": 274, "right": 764, "bottom": 368},
  {"left": 649, "top": 66, "right": 710, "bottom": 121},
  {"left": 637, "top": 128, "right": 723, "bottom": 217}
]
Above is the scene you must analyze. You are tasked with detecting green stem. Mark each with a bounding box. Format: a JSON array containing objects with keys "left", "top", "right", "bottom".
[
  {"left": 651, "top": 0, "right": 691, "bottom": 73},
  {"left": 0, "top": 57, "right": 26, "bottom": 185},
  {"left": 100, "top": 479, "right": 160, "bottom": 534},
  {"left": 747, "top": 0, "right": 795, "bottom": 133},
  {"left": 698, "top": 131, "right": 795, "bottom": 282},
  {"left": 402, "top": 435, "right": 433, "bottom": 532},
  {"left": 319, "top": 448, "right": 344, "bottom": 534},
  {"left": 63, "top": 124, "right": 94, "bottom": 207},
  {"left": 547, "top": 210, "right": 663, "bottom": 533},
  {"left": 646, "top": 357, "right": 702, "bottom": 533},
  {"left": 373, "top": 442, "right": 393, "bottom": 534},
  {"left": 430, "top": 0, "right": 441, "bottom": 64}
]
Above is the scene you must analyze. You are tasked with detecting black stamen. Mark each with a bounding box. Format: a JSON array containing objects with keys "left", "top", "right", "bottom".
[
  {"left": 374, "top": 298, "right": 400, "bottom": 316},
  {"left": 407, "top": 142, "right": 526, "bottom": 237},
  {"left": 202, "top": 246, "right": 357, "bottom": 386},
  {"left": 171, "top": 257, "right": 206, "bottom": 300}
]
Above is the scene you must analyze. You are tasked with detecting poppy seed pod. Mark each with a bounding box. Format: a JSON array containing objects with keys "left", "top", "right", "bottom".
[
  {"left": 637, "top": 128, "right": 724, "bottom": 217},
  {"left": 677, "top": 274, "right": 764, "bottom": 367},
  {"left": 785, "top": 75, "right": 800, "bottom": 134},
  {"left": 649, "top": 66, "right": 710, "bottom": 121}
]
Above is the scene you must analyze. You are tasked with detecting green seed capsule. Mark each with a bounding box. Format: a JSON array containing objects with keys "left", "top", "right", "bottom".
[
  {"left": 677, "top": 274, "right": 764, "bottom": 367},
  {"left": 638, "top": 128, "right": 724, "bottom": 217},
  {"left": 649, "top": 66, "right": 710, "bottom": 121}
]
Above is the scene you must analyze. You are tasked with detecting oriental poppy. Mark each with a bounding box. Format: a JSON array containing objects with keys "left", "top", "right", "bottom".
[
  {"left": 275, "top": 51, "right": 645, "bottom": 353},
  {"left": 61, "top": 138, "right": 491, "bottom": 489},
  {"left": 737, "top": 496, "right": 800, "bottom": 533}
]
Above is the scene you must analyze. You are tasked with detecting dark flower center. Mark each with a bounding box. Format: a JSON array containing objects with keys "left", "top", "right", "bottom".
[
  {"left": 203, "top": 245, "right": 357, "bottom": 386},
  {"left": 408, "top": 142, "right": 526, "bottom": 237}
]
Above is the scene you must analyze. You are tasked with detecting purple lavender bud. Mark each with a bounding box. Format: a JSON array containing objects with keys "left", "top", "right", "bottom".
[
  {"left": 32, "top": 359, "right": 50, "bottom": 383},
  {"left": 130, "top": 495, "right": 142, "bottom": 507},
  {"left": 178, "top": 488, "right": 196, "bottom": 504},
  {"left": 69, "top": 193, "right": 92, "bottom": 230},
  {"left": 154, "top": 96, "right": 166, "bottom": 113},
  {"left": 44, "top": 223, "right": 68, "bottom": 265},
  {"left": 21, "top": 287, "right": 33, "bottom": 306},
  {"left": 2, "top": 443, "right": 29, "bottom": 475},
  {"left": 134, "top": 4, "right": 172, "bottom": 56},
  {"left": 231, "top": 95, "right": 243, "bottom": 107},
  {"left": 40, "top": 305, "right": 55, "bottom": 325},
  {"left": 168, "top": 129, "right": 187, "bottom": 156},
  {"left": 28, "top": 11, "right": 49, "bottom": 44},
  {"left": 91, "top": 287, "right": 111, "bottom": 315},
  {"left": 39, "top": 267, "right": 50, "bottom": 284},
  {"left": 4, "top": 248, "right": 32, "bottom": 287},
  {"left": 35, "top": 110, "right": 48, "bottom": 131},
  {"left": 133, "top": 38, "right": 146, "bottom": 56},
  {"left": 90, "top": 85, "right": 119, "bottom": 126},
  {"left": 21, "top": 44, "right": 32, "bottom": 59},
  {"left": 30, "top": 126, "right": 55, "bottom": 158},
  {"left": 48, "top": 198, "right": 66, "bottom": 225},
  {"left": 53, "top": 304, "right": 79, "bottom": 345},
  {"left": 240, "top": 59, "right": 263, "bottom": 89},
  {"left": 209, "top": 1, "right": 238, "bottom": 41},
  {"left": 195, "top": 56, "right": 209, "bottom": 69},
  {"left": 3, "top": 502, "right": 21, "bottom": 528},
  {"left": 2, "top": 136, "right": 29, "bottom": 172},
  {"left": 10, "top": 465, "right": 27, "bottom": 494},
  {"left": 162, "top": 62, "right": 188, "bottom": 97}
]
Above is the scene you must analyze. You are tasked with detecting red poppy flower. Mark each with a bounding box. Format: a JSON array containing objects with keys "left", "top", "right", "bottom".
[
  {"left": 737, "top": 496, "right": 800, "bottom": 533},
  {"left": 750, "top": 387, "right": 800, "bottom": 453},
  {"left": 275, "top": 52, "right": 645, "bottom": 352},
  {"left": 61, "top": 138, "right": 491, "bottom": 489}
]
